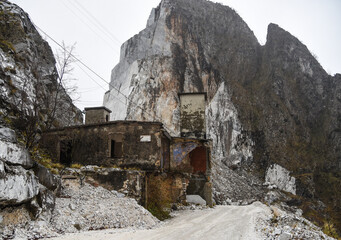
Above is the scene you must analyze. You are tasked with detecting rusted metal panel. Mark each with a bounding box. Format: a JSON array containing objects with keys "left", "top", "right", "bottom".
[
  {"left": 170, "top": 138, "right": 211, "bottom": 174},
  {"left": 189, "top": 146, "right": 207, "bottom": 173}
]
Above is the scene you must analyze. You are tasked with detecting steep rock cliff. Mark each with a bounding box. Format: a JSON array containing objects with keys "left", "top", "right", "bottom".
[
  {"left": 103, "top": 0, "right": 340, "bottom": 230},
  {"left": 0, "top": 0, "right": 82, "bottom": 233},
  {"left": 0, "top": 0, "right": 82, "bottom": 131}
]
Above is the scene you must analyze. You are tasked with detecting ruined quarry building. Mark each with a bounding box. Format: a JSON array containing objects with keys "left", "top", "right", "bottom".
[{"left": 41, "top": 104, "right": 213, "bottom": 207}]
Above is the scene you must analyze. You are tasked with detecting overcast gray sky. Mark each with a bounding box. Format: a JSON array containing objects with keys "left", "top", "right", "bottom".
[{"left": 10, "top": 0, "right": 341, "bottom": 111}]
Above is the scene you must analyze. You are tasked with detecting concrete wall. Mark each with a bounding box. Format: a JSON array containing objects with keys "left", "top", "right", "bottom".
[
  {"left": 85, "top": 168, "right": 145, "bottom": 203},
  {"left": 41, "top": 122, "right": 168, "bottom": 170},
  {"left": 179, "top": 93, "right": 206, "bottom": 139}
]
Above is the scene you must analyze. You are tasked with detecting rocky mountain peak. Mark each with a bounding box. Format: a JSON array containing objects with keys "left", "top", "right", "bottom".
[
  {"left": 103, "top": 0, "right": 341, "bottom": 232},
  {"left": 265, "top": 23, "right": 327, "bottom": 79}
]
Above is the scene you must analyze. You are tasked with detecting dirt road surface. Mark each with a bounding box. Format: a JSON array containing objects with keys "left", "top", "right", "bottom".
[{"left": 48, "top": 202, "right": 271, "bottom": 240}]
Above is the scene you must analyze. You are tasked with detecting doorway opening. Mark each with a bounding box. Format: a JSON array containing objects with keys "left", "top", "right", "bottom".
[
  {"left": 60, "top": 140, "right": 72, "bottom": 166},
  {"left": 189, "top": 146, "right": 207, "bottom": 174}
]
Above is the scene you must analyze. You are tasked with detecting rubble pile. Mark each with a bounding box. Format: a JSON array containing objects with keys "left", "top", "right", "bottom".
[
  {"left": 51, "top": 179, "right": 159, "bottom": 233},
  {"left": 257, "top": 204, "right": 333, "bottom": 240},
  {"left": 1, "top": 179, "right": 159, "bottom": 239}
]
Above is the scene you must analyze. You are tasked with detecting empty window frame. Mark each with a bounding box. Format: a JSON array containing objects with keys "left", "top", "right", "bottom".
[{"left": 110, "top": 139, "right": 123, "bottom": 158}]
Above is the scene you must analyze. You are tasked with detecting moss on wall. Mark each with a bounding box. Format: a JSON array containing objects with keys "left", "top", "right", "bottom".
[{"left": 146, "top": 173, "right": 186, "bottom": 220}]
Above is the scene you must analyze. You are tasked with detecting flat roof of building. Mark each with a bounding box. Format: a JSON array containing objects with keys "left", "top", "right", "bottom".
[
  {"left": 84, "top": 106, "right": 112, "bottom": 113},
  {"left": 44, "top": 120, "right": 165, "bottom": 133}
]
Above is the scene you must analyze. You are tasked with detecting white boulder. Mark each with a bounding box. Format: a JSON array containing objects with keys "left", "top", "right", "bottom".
[
  {"left": 0, "top": 166, "right": 40, "bottom": 205},
  {"left": 0, "top": 140, "right": 33, "bottom": 168},
  {"left": 0, "top": 127, "right": 17, "bottom": 142},
  {"left": 186, "top": 195, "right": 207, "bottom": 205},
  {"left": 265, "top": 164, "right": 296, "bottom": 195}
]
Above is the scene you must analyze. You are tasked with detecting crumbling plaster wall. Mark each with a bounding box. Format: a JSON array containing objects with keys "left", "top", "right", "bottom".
[
  {"left": 41, "top": 122, "right": 165, "bottom": 170},
  {"left": 170, "top": 138, "right": 211, "bottom": 174},
  {"left": 179, "top": 94, "right": 206, "bottom": 139}
]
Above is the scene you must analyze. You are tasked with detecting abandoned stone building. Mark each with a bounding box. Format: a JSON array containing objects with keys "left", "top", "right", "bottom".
[{"left": 41, "top": 93, "right": 212, "bottom": 207}]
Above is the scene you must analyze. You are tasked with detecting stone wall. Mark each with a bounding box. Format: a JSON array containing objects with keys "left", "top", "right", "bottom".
[
  {"left": 41, "top": 121, "right": 168, "bottom": 170},
  {"left": 84, "top": 107, "right": 111, "bottom": 124}
]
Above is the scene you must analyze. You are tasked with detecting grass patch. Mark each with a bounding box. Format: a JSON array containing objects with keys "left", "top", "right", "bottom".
[
  {"left": 147, "top": 202, "right": 171, "bottom": 221},
  {"left": 70, "top": 163, "right": 82, "bottom": 169},
  {"left": 322, "top": 221, "right": 340, "bottom": 239},
  {"left": 30, "top": 146, "right": 64, "bottom": 174}
]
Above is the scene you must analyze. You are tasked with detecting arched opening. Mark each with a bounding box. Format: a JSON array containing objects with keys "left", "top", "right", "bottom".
[{"left": 189, "top": 146, "right": 207, "bottom": 174}]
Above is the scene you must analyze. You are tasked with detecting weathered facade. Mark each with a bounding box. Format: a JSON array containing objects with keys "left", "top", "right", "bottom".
[
  {"left": 179, "top": 93, "right": 207, "bottom": 139},
  {"left": 171, "top": 137, "right": 212, "bottom": 205},
  {"left": 41, "top": 121, "right": 170, "bottom": 171},
  {"left": 84, "top": 106, "right": 111, "bottom": 124}
]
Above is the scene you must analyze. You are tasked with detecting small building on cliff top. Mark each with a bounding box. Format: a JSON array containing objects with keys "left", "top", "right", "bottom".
[{"left": 41, "top": 94, "right": 212, "bottom": 208}]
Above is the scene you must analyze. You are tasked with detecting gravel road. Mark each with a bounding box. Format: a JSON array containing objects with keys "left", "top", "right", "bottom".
[{"left": 48, "top": 202, "right": 270, "bottom": 240}]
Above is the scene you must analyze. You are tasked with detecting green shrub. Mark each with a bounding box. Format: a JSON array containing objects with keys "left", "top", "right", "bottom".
[
  {"left": 30, "top": 146, "right": 64, "bottom": 174},
  {"left": 322, "top": 221, "right": 340, "bottom": 239},
  {"left": 0, "top": 39, "right": 15, "bottom": 53}
]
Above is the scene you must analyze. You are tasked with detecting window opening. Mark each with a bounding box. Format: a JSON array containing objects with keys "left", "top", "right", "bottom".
[{"left": 111, "top": 140, "right": 123, "bottom": 157}]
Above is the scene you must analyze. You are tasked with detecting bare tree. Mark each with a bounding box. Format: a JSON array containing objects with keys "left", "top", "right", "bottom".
[
  {"left": 45, "top": 42, "right": 78, "bottom": 130},
  {"left": 11, "top": 42, "right": 79, "bottom": 149}
]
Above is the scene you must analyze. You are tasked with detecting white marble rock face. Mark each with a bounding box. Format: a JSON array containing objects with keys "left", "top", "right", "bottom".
[
  {"left": 0, "top": 140, "right": 33, "bottom": 169},
  {"left": 0, "top": 166, "right": 40, "bottom": 205},
  {"left": 265, "top": 163, "right": 296, "bottom": 195}
]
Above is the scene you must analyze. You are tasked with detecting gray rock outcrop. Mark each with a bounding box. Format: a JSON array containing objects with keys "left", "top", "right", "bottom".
[
  {"left": 0, "top": 165, "right": 39, "bottom": 205},
  {"left": 0, "top": 139, "right": 33, "bottom": 168},
  {"left": 0, "top": 0, "right": 83, "bottom": 129},
  {"left": 0, "top": 0, "right": 81, "bottom": 235},
  {"left": 0, "top": 127, "right": 39, "bottom": 205},
  {"left": 104, "top": 0, "right": 262, "bottom": 203},
  {"left": 0, "top": 126, "right": 62, "bottom": 237}
]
